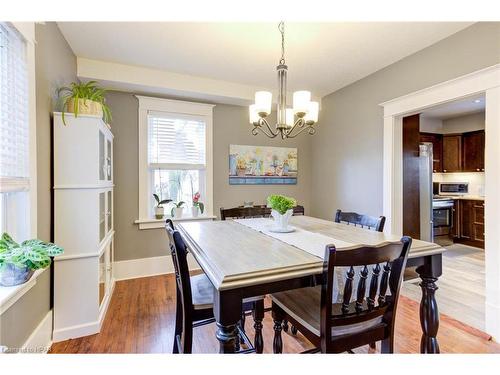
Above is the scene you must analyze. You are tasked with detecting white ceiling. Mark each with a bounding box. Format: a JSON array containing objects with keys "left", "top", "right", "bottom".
[
  {"left": 58, "top": 22, "right": 473, "bottom": 97},
  {"left": 421, "top": 93, "right": 485, "bottom": 120}
]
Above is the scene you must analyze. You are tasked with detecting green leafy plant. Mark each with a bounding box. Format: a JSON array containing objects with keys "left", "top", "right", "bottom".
[
  {"left": 170, "top": 201, "right": 185, "bottom": 217},
  {"left": 267, "top": 194, "right": 296, "bottom": 215},
  {"left": 58, "top": 80, "right": 112, "bottom": 125},
  {"left": 153, "top": 193, "right": 172, "bottom": 208},
  {"left": 0, "top": 233, "right": 64, "bottom": 270}
]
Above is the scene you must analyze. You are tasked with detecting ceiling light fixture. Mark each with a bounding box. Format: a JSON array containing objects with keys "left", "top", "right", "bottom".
[{"left": 249, "top": 22, "right": 319, "bottom": 139}]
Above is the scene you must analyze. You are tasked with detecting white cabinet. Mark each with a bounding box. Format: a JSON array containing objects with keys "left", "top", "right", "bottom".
[{"left": 53, "top": 113, "right": 115, "bottom": 342}]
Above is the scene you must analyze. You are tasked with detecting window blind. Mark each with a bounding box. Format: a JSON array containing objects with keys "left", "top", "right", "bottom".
[
  {"left": 147, "top": 111, "right": 206, "bottom": 167},
  {"left": 0, "top": 22, "right": 29, "bottom": 193}
]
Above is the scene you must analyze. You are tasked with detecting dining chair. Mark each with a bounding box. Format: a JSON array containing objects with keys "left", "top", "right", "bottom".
[
  {"left": 334, "top": 209, "right": 386, "bottom": 232},
  {"left": 270, "top": 236, "right": 412, "bottom": 353},
  {"left": 165, "top": 219, "right": 263, "bottom": 353}
]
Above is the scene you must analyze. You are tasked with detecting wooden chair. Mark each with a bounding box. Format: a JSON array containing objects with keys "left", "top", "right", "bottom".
[
  {"left": 165, "top": 219, "right": 263, "bottom": 353},
  {"left": 270, "top": 236, "right": 412, "bottom": 354},
  {"left": 334, "top": 209, "right": 386, "bottom": 232},
  {"left": 220, "top": 204, "right": 305, "bottom": 220}
]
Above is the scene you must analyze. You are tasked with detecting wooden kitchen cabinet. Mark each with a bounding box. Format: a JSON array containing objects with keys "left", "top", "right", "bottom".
[
  {"left": 442, "top": 134, "right": 462, "bottom": 173},
  {"left": 462, "top": 130, "right": 485, "bottom": 172},
  {"left": 452, "top": 199, "right": 460, "bottom": 239},
  {"left": 454, "top": 199, "right": 484, "bottom": 249},
  {"left": 420, "top": 132, "right": 443, "bottom": 172}
]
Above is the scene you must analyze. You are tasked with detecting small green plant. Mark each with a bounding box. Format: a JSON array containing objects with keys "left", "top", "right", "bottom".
[
  {"left": 153, "top": 193, "right": 172, "bottom": 208},
  {"left": 267, "top": 194, "right": 296, "bottom": 215},
  {"left": 58, "top": 80, "right": 112, "bottom": 125},
  {"left": 171, "top": 201, "right": 185, "bottom": 217},
  {"left": 0, "top": 233, "right": 64, "bottom": 270}
]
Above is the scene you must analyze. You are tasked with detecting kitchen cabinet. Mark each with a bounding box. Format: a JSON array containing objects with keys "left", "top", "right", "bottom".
[
  {"left": 454, "top": 199, "right": 484, "bottom": 249},
  {"left": 462, "top": 130, "right": 485, "bottom": 172},
  {"left": 420, "top": 132, "right": 443, "bottom": 172},
  {"left": 452, "top": 200, "right": 459, "bottom": 239},
  {"left": 442, "top": 134, "right": 462, "bottom": 173}
]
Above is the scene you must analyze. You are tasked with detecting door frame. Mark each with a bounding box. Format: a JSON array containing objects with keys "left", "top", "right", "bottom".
[{"left": 380, "top": 63, "right": 500, "bottom": 339}]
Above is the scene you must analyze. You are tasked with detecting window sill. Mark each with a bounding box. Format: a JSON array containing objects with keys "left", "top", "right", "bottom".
[
  {"left": 0, "top": 268, "right": 47, "bottom": 315},
  {"left": 134, "top": 214, "right": 217, "bottom": 230}
]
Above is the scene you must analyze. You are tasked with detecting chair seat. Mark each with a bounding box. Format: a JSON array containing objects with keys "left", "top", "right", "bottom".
[
  {"left": 191, "top": 274, "right": 264, "bottom": 310},
  {"left": 271, "top": 286, "right": 383, "bottom": 337}
]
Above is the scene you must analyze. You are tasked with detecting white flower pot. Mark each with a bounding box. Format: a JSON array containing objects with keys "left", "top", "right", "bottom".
[
  {"left": 174, "top": 207, "right": 184, "bottom": 218},
  {"left": 271, "top": 209, "right": 293, "bottom": 231},
  {"left": 154, "top": 206, "right": 164, "bottom": 219},
  {"left": 191, "top": 206, "right": 199, "bottom": 217}
]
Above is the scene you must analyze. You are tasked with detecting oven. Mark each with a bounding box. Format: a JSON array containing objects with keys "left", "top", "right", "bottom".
[{"left": 432, "top": 198, "right": 454, "bottom": 238}]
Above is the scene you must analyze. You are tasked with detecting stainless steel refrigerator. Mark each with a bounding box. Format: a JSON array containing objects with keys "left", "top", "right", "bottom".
[{"left": 419, "top": 142, "right": 434, "bottom": 242}]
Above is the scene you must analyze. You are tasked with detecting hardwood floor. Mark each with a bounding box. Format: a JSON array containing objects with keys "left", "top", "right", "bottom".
[
  {"left": 402, "top": 244, "right": 485, "bottom": 332},
  {"left": 49, "top": 273, "right": 500, "bottom": 354}
]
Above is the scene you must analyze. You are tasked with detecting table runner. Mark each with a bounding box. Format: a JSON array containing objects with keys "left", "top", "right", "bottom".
[{"left": 234, "top": 218, "right": 377, "bottom": 302}]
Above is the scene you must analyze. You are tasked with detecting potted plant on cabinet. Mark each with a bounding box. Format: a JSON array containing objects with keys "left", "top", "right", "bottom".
[
  {"left": 171, "top": 201, "right": 185, "bottom": 218},
  {"left": 58, "top": 80, "right": 112, "bottom": 126},
  {"left": 153, "top": 194, "right": 172, "bottom": 219},
  {"left": 267, "top": 194, "right": 297, "bottom": 232},
  {"left": 191, "top": 192, "right": 204, "bottom": 217},
  {"left": 0, "top": 233, "right": 64, "bottom": 286}
]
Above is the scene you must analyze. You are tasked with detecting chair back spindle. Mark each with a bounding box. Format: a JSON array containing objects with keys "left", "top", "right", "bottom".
[
  {"left": 221, "top": 205, "right": 305, "bottom": 220},
  {"left": 334, "top": 209, "right": 386, "bottom": 232}
]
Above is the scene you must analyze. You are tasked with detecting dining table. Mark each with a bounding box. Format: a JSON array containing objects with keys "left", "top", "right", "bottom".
[{"left": 177, "top": 215, "right": 445, "bottom": 354}]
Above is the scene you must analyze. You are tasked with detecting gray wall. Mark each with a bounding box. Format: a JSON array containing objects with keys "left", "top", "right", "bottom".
[
  {"left": 311, "top": 22, "right": 500, "bottom": 220},
  {"left": 0, "top": 22, "right": 76, "bottom": 350},
  {"left": 106, "top": 91, "right": 312, "bottom": 261}
]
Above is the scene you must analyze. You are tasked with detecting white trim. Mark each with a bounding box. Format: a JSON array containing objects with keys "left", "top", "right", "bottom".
[
  {"left": 114, "top": 255, "right": 201, "bottom": 281},
  {"left": 52, "top": 320, "right": 100, "bottom": 343},
  {"left": 136, "top": 95, "right": 214, "bottom": 222},
  {"left": 135, "top": 214, "right": 216, "bottom": 230},
  {"left": 380, "top": 63, "right": 500, "bottom": 340},
  {"left": 19, "top": 310, "right": 53, "bottom": 354},
  {"left": 53, "top": 183, "right": 115, "bottom": 190},
  {"left": 0, "top": 268, "right": 47, "bottom": 315}
]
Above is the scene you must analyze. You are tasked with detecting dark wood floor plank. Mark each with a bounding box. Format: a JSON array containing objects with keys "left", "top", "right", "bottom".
[{"left": 49, "top": 274, "right": 500, "bottom": 354}]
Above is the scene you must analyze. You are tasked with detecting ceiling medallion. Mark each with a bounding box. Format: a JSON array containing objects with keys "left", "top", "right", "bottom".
[{"left": 249, "top": 22, "right": 319, "bottom": 139}]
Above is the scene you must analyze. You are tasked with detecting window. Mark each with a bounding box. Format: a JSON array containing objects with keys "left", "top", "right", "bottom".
[
  {"left": 0, "top": 22, "right": 34, "bottom": 241},
  {"left": 136, "top": 96, "right": 214, "bottom": 227}
]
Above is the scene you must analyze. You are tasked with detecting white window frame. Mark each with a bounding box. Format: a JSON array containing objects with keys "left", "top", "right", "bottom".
[
  {"left": 0, "top": 22, "right": 37, "bottom": 240},
  {"left": 135, "top": 96, "right": 215, "bottom": 230}
]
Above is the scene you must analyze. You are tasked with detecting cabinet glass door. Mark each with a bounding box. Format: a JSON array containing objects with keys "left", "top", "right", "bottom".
[
  {"left": 99, "top": 192, "right": 105, "bottom": 242},
  {"left": 106, "top": 139, "right": 112, "bottom": 181},
  {"left": 107, "top": 190, "right": 112, "bottom": 232},
  {"left": 98, "top": 251, "right": 106, "bottom": 307},
  {"left": 99, "top": 131, "right": 105, "bottom": 180}
]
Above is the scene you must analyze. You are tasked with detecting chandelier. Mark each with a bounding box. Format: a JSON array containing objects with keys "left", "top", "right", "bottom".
[{"left": 249, "top": 22, "right": 319, "bottom": 139}]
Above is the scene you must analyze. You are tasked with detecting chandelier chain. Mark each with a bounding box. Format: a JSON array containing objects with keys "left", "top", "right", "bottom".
[{"left": 279, "top": 21, "right": 285, "bottom": 65}]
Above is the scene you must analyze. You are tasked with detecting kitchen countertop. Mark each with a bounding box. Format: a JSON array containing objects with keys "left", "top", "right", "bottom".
[{"left": 444, "top": 195, "right": 485, "bottom": 201}]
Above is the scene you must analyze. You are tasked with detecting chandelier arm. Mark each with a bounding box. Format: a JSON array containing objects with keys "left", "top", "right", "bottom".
[
  {"left": 254, "top": 118, "right": 278, "bottom": 138},
  {"left": 284, "top": 117, "right": 305, "bottom": 138},
  {"left": 261, "top": 118, "right": 279, "bottom": 138},
  {"left": 286, "top": 123, "right": 316, "bottom": 139}
]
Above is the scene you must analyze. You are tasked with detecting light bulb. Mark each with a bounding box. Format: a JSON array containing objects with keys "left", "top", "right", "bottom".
[
  {"left": 249, "top": 104, "right": 259, "bottom": 124},
  {"left": 293, "top": 91, "right": 311, "bottom": 116},
  {"left": 254, "top": 91, "right": 272, "bottom": 116},
  {"left": 304, "top": 101, "right": 319, "bottom": 124}
]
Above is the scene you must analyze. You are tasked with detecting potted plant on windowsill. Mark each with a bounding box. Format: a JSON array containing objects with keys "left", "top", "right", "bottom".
[
  {"left": 58, "top": 80, "right": 112, "bottom": 126},
  {"left": 267, "top": 194, "right": 297, "bottom": 233},
  {"left": 0, "top": 233, "right": 64, "bottom": 287},
  {"left": 191, "top": 192, "right": 204, "bottom": 218},
  {"left": 153, "top": 194, "right": 172, "bottom": 219},
  {"left": 171, "top": 201, "right": 185, "bottom": 218}
]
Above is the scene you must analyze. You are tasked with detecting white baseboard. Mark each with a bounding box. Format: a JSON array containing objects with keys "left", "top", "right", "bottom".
[
  {"left": 113, "top": 254, "right": 200, "bottom": 281},
  {"left": 52, "top": 320, "right": 100, "bottom": 343},
  {"left": 20, "top": 310, "right": 53, "bottom": 354}
]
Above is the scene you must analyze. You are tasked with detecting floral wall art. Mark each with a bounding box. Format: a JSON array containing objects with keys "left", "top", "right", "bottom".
[{"left": 229, "top": 144, "right": 297, "bottom": 185}]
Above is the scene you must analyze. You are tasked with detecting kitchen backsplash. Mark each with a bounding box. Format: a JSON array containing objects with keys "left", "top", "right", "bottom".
[{"left": 433, "top": 172, "right": 485, "bottom": 196}]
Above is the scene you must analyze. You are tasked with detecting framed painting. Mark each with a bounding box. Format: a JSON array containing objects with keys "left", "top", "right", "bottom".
[{"left": 229, "top": 144, "right": 297, "bottom": 185}]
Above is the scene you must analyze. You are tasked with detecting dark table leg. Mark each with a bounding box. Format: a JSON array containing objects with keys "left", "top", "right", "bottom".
[
  {"left": 214, "top": 290, "right": 242, "bottom": 354},
  {"left": 415, "top": 254, "right": 442, "bottom": 354},
  {"left": 252, "top": 299, "right": 264, "bottom": 354}
]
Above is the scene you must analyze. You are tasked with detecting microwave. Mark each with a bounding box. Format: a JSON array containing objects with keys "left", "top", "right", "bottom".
[{"left": 437, "top": 182, "right": 469, "bottom": 196}]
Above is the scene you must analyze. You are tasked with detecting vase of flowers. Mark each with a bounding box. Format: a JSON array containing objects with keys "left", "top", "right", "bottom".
[
  {"left": 191, "top": 192, "right": 204, "bottom": 217},
  {"left": 0, "top": 233, "right": 64, "bottom": 286},
  {"left": 267, "top": 194, "right": 297, "bottom": 232}
]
